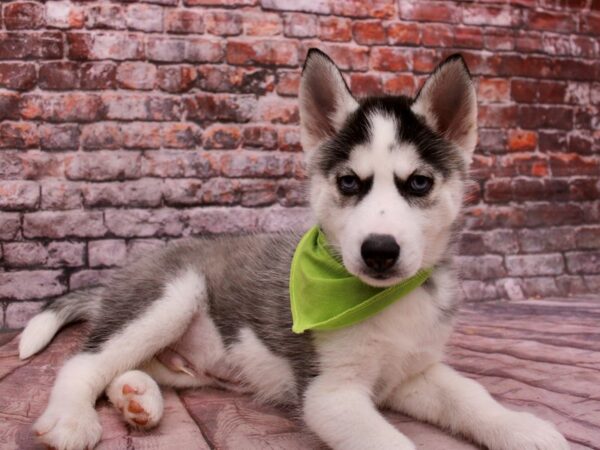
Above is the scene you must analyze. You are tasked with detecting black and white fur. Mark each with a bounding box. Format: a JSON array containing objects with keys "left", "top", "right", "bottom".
[{"left": 19, "top": 50, "right": 568, "bottom": 450}]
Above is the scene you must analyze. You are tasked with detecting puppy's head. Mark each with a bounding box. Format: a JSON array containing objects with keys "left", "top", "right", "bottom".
[{"left": 299, "top": 49, "right": 477, "bottom": 287}]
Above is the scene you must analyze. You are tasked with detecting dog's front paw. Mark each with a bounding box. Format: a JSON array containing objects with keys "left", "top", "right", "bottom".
[
  {"left": 34, "top": 404, "right": 102, "bottom": 450},
  {"left": 486, "top": 411, "right": 569, "bottom": 450}
]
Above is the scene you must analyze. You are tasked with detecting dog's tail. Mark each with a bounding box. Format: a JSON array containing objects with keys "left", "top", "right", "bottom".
[{"left": 18, "top": 287, "right": 103, "bottom": 360}]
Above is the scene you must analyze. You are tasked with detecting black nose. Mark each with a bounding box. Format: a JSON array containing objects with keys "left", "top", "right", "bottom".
[{"left": 361, "top": 234, "right": 400, "bottom": 273}]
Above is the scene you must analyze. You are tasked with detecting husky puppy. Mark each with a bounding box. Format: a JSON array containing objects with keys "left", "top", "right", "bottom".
[{"left": 19, "top": 49, "right": 568, "bottom": 450}]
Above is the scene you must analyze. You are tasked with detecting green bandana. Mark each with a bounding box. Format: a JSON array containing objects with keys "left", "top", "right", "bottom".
[{"left": 290, "top": 226, "right": 432, "bottom": 334}]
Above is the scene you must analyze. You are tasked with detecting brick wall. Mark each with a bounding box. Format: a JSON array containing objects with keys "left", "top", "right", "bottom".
[{"left": 0, "top": 0, "right": 599, "bottom": 330}]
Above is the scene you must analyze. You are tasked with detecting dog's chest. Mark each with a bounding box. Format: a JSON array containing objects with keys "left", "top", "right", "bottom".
[{"left": 315, "top": 288, "right": 453, "bottom": 392}]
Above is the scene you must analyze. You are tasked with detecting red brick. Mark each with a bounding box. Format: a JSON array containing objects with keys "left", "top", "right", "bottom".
[
  {"left": 142, "top": 150, "right": 218, "bottom": 178},
  {"left": 455, "top": 27, "right": 484, "bottom": 49},
  {"left": 0, "top": 122, "right": 39, "bottom": 149},
  {"left": 243, "top": 12, "right": 282, "bottom": 36},
  {"left": 386, "top": 22, "right": 420, "bottom": 45},
  {"left": 278, "top": 127, "right": 302, "bottom": 152},
  {"left": 157, "top": 65, "right": 197, "bottom": 94},
  {"left": 40, "top": 180, "right": 83, "bottom": 210},
  {"left": 196, "top": 65, "right": 273, "bottom": 94},
  {"left": 518, "top": 105, "right": 573, "bottom": 130},
  {"left": 276, "top": 70, "right": 300, "bottom": 97},
  {"left": 383, "top": 74, "right": 415, "bottom": 96},
  {"left": 499, "top": 153, "right": 550, "bottom": 177},
  {"left": 104, "top": 208, "right": 185, "bottom": 238},
  {"left": 507, "top": 130, "right": 538, "bottom": 151},
  {"left": 478, "top": 129, "right": 506, "bottom": 153},
  {"left": 0, "top": 180, "right": 39, "bottom": 210},
  {"left": 68, "top": 32, "right": 144, "bottom": 60},
  {"left": 353, "top": 21, "right": 386, "bottom": 45},
  {"left": 185, "top": 37, "right": 224, "bottom": 63},
  {"left": 283, "top": 13, "right": 317, "bottom": 38},
  {"left": 185, "top": 0, "right": 255, "bottom": 5},
  {"left": 165, "top": 9, "right": 204, "bottom": 34},
  {"left": 518, "top": 227, "right": 576, "bottom": 253},
  {"left": 575, "top": 226, "right": 600, "bottom": 250},
  {"left": 81, "top": 122, "right": 122, "bottom": 150},
  {"left": 125, "top": 4, "right": 163, "bottom": 32},
  {"left": 277, "top": 179, "right": 306, "bottom": 206},
  {"left": 205, "top": 11, "right": 242, "bottom": 36},
  {"left": 484, "top": 28, "right": 515, "bottom": 51},
  {"left": 39, "top": 124, "right": 80, "bottom": 150},
  {"left": 478, "top": 105, "right": 517, "bottom": 128},
  {"left": 65, "top": 151, "right": 142, "bottom": 181},
  {"left": 478, "top": 78, "right": 510, "bottom": 103},
  {"left": 46, "top": 1, "right": 84, "bottom": 29},
  {"left": 0, "top": 63, "right": 37, "bottom": 90},
  {"left": 121, "top": 122, "right": 162, "bottom": 149},
  {"left": 226, "top": 39, "right": 298, "bottom": 66},
  {"left": 85, "top": 4, "right": 125, "bottom": 29},
  {"left": 456, "top": 255, "right": 506, "bottom": 279},
  {"left": 527, "top": 10, "right": 577, "bottom": 32},
  {"left": 370, "top": 47, "right": 411, "bottom": 72},
  {"left": 4, "top": 1, "right": 44, "bottom": 29},
  {"left": 116, "top": 62, "right": 157, "bottom": 90},
  {"left": 162, "top": 123, "right": 200, "bottom": 149},
  {"left": 83, "top": 179, "right": 162, "bottom": 208},
  {"left": 24, "top": 210, "right": 106, "bottom": 238},
  {"left": 0, "top": 32, "right": 63, "bottom": 60},
  {"left": 203, "top": 124, "right": 242, "bottom": 149},
  {"left": 0, "top": 94, "right": 21, "bottom": 120},
  {"left": 20, "top": 93, "right": 106, "bottom": 122},
  {"left": 39, "top": 62, "right": 80, "bottom": 90},
  {"left": 0, "top": 213, "right": 21, "bottom": 240},
  {"left": 0, "top": 271, "right": 66, "bottom": 300},
  {"left": 463, "top": 5, "right": 515, "bottom": 27},
  {"left": 306, "top": 43, "right": 369, "bottom": 71},
  {"left": 566, "top": 251, "right": 600, "bottom": 275},
  {"left": 331, "top": 0, "right": 396, "bottom": 19},
  {"left": 89, "top": 239, "right": 127, "bottom": 267},
  {"left": 351, "top": 74, "right": 383, "bottom": 97},
  {"left": 102, "top": 93, "right": 179, "bottom": 121},
  {"left": 422, "top": 23, "right": 454, "bottom": 47},
  {"left": 3, "top": 242, "right": 48, "bottom": 267},
  {"left": 81, "top": 62, "right": 117, "bottom": 90},
  {"left": 319, "top": 17, "right": 352, "bottom": 42},
  {"left": 254, "top": 97, "right": 298, "bottom": 124},
  {"left": 399, "top": 1, "right": 460, "bottom": 23},
  {"left": 242, "top": 125, "right": 278, "bottom": 150},
  {"left": 550, "top": 153, "right": 599, "bottom": 176},
  {"left": 220, "top": 151, "right": 296, "bottom": 178},
  {"left": 484, "top": 178, "right": 512, "bottom": 203},
  {"left": 185, "top": 93, "right": 256, "bottom": 123}
]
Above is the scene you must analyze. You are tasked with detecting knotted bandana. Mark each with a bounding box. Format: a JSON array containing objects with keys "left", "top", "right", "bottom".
[{"left": 290, "top": 226, "right": 432, "bottom": 334}]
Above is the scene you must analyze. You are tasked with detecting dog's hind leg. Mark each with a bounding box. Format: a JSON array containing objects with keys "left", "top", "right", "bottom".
[
  {"left": 34, "top": 270, "right": 205, "bottom": 450},
  {"left": 106, "top": 370, "right": 164, "bottom": 429}
]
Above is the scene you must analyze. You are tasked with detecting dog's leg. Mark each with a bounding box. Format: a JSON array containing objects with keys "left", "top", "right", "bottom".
[
  {"left": 106, "top": 370, "right": 164, "bottom": 429},
  {"left": 34, "top": 270, "right": 204, "bottom": 450},
  {"left": 384, "top": 362, "right": 569, "bottom": 450},
  {"left": 304, "top": 374, "right": 416, "bottom": 450}
]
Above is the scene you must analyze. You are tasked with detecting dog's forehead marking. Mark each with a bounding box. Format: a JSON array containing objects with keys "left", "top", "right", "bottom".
[{"left": 349, "top": 112, "right": 420, "bottom": 179}]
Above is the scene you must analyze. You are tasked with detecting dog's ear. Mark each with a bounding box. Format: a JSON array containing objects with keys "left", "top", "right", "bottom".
[
  {"left": 299, "top": 49, "right": 359, "bottom": 152},
  {"left": 412, "top": 54, "right": 477, "bottom": 156}
]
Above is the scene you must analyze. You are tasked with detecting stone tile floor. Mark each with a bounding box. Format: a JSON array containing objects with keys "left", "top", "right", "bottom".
[{"left": 1, "top": 297, "right": 598, "bottom": 449}]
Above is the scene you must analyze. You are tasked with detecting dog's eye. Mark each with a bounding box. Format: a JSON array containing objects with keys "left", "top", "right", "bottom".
[
  {"left": 406, "top": 175, "right": 434, "bottom": 196},
  {"left": 337, "top": 175, "right": 361, "bottom": 195}
]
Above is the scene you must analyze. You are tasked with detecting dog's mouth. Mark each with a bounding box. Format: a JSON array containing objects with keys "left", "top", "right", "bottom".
[{"left": 356, "top": 269, "right": 405, "bottom": 288}]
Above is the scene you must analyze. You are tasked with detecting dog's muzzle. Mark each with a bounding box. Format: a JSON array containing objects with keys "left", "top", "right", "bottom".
[{"left": 361, "top": 234, "right": 400, "bottom": 273}]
